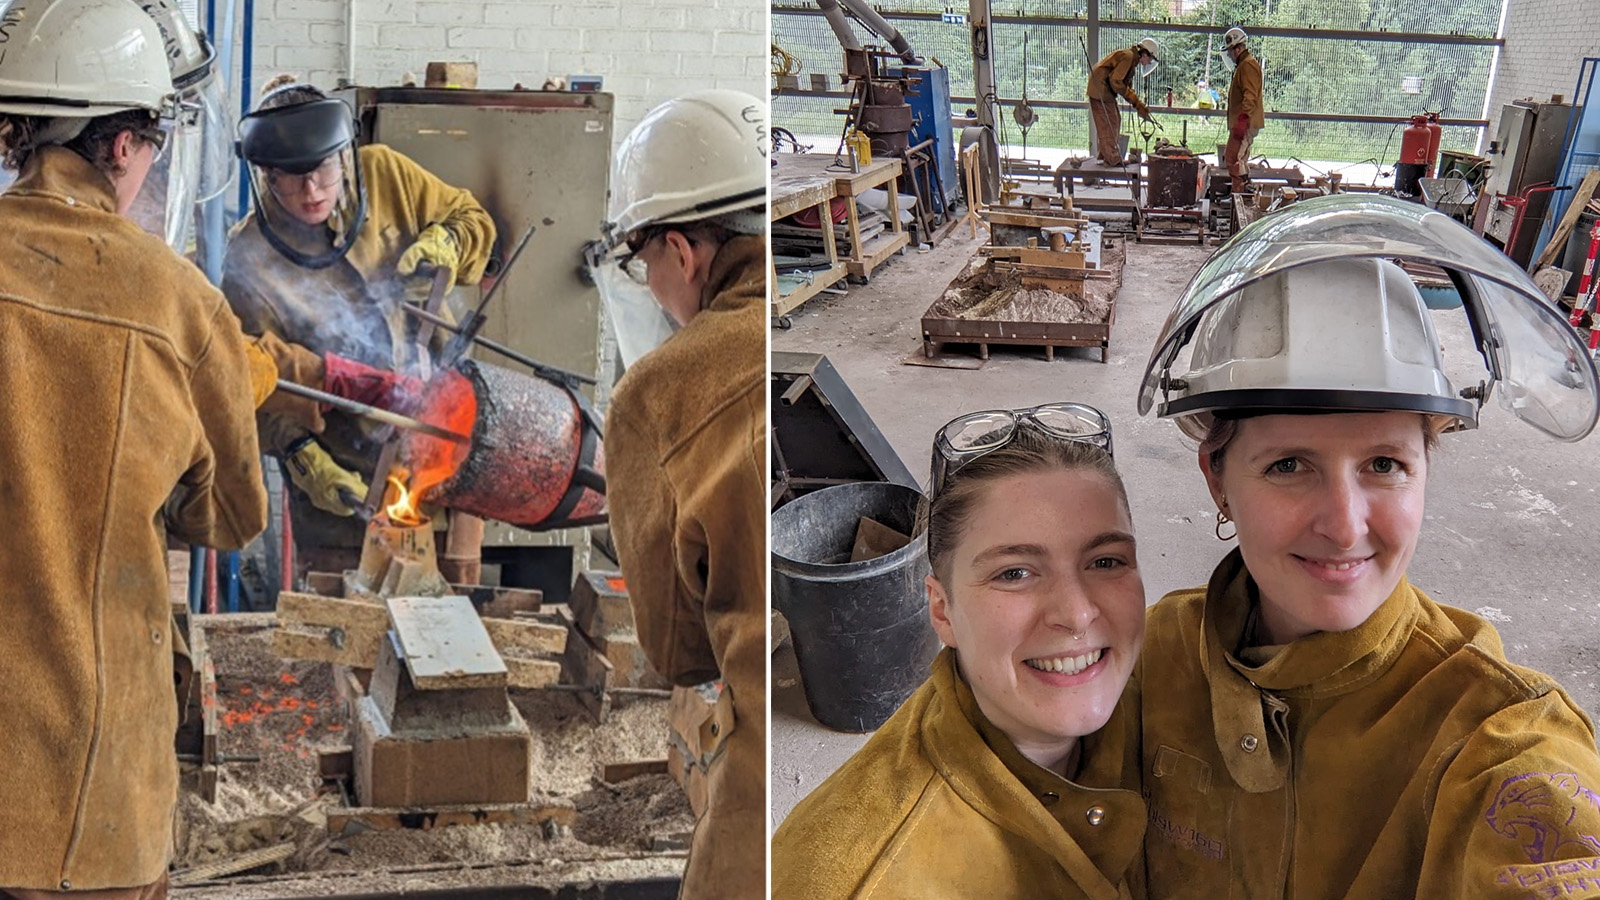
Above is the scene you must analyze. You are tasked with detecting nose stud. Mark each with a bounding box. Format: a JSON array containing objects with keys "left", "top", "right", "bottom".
[{"left": 1069, "top": 628, "right": 1084, "bottom": 641}]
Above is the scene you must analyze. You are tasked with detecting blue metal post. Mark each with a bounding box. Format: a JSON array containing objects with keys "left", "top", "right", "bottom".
[
  {"left": 188, "top": 550, "right": 206, "bottom": 613},
  {"left": 225, "top": 551, "right": 242, "bottom": 612}
]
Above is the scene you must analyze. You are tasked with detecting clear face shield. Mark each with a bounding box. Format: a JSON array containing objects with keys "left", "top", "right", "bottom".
[
  {"left": 238, "top": 98, "right": 367, "bottom": 269},
  {"left": 126, "top": 25, "right": 236, "bottom": 252},
  {"left": 1138, "top": 194, "right": 1600, "bottom": 442},
  {"left": 585, "top": 225, "right": 678, "bottom": 370},
  {"left": 1137, "top": 56, "right": 1159, "bottom": 78}
]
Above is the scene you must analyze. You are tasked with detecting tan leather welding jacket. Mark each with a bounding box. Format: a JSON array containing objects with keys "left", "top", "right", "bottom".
[
  {"left": 0, "top": 146, "right": 267, "bottom": 890},
  {"left": 221, "top": 143, "right": 494, "bottom": 548},
  {"left": 1086, "top": 47, "right": 1150, "bottom": 115},
  {"left": 773, "top": 648, "right": 1146, "bottom": 900},
  {"left": 1136, "top": 549, "right": 1600, "bottom": 899},
  {"left": 603, "top": 235, "right": 767, "bottom": 900},
  {"left": 1227, "top": 50, "right": 1265, "bottom": 130}
]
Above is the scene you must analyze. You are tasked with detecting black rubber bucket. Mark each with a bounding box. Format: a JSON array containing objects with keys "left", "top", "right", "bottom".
[{"left": 771, "top": 481, "right": 940, "bottom": 732}]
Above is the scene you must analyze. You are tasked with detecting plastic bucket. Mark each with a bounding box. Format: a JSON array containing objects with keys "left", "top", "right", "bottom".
[{"left": 771, "top": 482, "right": 939, "bottom": 732}]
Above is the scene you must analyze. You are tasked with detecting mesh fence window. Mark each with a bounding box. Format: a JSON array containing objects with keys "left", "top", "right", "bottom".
[{"left": 773, "top": 0, "right": 1501, "bottom": 165}]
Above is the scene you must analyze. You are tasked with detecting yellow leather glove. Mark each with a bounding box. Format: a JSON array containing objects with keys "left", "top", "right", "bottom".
[
  {"left": 396, "top": 224, "right": 460, "bottom": 278},
  {"left": 284, "top": 438, "right": 368, "bottom": 517}
]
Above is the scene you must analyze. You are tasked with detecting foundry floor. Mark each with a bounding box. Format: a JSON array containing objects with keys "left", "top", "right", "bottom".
[{"left": 770, "top": 212, "right": 1600, "bottom": 827}]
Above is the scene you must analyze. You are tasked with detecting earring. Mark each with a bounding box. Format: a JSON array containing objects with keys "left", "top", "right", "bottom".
[{"left": 1215, "top": 507, "right": 1236, "bottom": 542}]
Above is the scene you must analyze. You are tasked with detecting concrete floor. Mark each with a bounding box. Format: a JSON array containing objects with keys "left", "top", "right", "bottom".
[{"left": 770, "top": 215, "right": 1600, "bottom": 829}]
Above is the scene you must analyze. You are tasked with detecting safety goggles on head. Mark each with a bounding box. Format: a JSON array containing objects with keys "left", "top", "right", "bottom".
[{"left": 930, "top": 403, "right": 1114, "bottom": 501}]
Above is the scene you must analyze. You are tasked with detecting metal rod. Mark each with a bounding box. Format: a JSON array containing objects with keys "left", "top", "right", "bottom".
[
  {"left": 274, "top": 380, "right": 470, "bottom": 444},
  {"left": 400, "top": 304, "right": 597, "bottom": 386}
]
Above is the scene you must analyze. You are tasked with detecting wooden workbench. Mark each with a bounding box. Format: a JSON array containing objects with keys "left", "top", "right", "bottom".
[
  {"left": 774, "top": 154, "right": 910, "bottom": 283},
  {"left": 770, "top": 158, "right": 848, "bottom": 317}
]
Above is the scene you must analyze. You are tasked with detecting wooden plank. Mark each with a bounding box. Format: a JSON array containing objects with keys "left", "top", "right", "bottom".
[
  {"left": 277, "top": 591, "right": 389, "bottom": 632},
  {"left": 601, "top": 759, "right": 669, "bottom": 784},
  {"left": 505, "top": 658, "right": 563, "bottom": 689},
  {"left": 387, "top": 595, "right": 507, "bottom": 690},
  {"left": 457, "top": 585, "right": 543, "bottom": 618},
  {"left": 846, "top": 230, "right": 910, "bottom": 279},
  {"left": 170, "top": 843, "right": 296, "bottom": 885},
  {"left": 326, "top": 798, "right": 576, "bottom": 835},
  {"left": 1534, "top": 169, "right": 1600, "bottom": 269},
  {"left": 273, "top": 627, "right": 384, "bottom": 668},
  {"left": 557, "top": 606, "right": 613, "bottom": 723},
  {"left": 771, "top": 178, "right": 836, "bottom": 221},
  {"left": 304, "top": 571, "right": 345, "bottom": 596},
  {"left": 482, "top": 617, "right": 567, "bottom": 655},
  {"left": 772, "top": 262, "right": 848, "bottom": 316}
]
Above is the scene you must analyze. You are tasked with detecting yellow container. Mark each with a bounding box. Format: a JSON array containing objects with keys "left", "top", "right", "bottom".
[{"left": 847, "top": 131, "right": 873, "bottom": 167}]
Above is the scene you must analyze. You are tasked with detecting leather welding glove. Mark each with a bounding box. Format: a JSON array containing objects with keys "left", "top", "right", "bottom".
[
  {"left": 397, "top": 224, "right": 461, "bottom": 279},
  {"left": 1231, "top": 113, "right": 1249, "bottom": 140},
  {"left": 284, "top": 437, "right": 369, "bottom": 517},
  {"left": 323, "top": 352, "right": 425, "bottom": 413},
  {"left": 1135, "top": 101, "right": 1152, "bottom": 122}
]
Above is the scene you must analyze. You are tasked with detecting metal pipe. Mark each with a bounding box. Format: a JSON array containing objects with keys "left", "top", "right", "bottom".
[
  {"left": 837, "top": 0, "right": 918, "bottom": 63},
  {"left": 400, "top": 304, "right": 597, "bottom": 386},
  {"left": 273, "top": 380, "right": 471, "bottom": 444},
  {"left": 236, "top": 0, "right": 254, "bottom": 217},
  {"left": 813, "top": 0, "right": 863, "bottom": 52},
  {"left": 188, "top": 547, "right": 205, "bottom": 613},
  {"left": 225, "top": 551, "right": 241, "bottom": 612},
  {"left": 969, "top": 0, "right": 1000, "bottom": 200}
]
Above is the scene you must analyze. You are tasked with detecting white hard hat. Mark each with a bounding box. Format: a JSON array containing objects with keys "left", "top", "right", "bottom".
[
  {"left": 1137, "top": 37, "right": 1161, "bottom": 61},
  {"left": 0, "top": 0, "right": 176, "bottom": 119},
  {"left": 1222, "top": 27, "right": 1248, "bottom": 51},
  {"left": 603, "top": 89, "right": 768, "bottom": 242},
  {"left": 1140, "top": 194, "right": 1600, "bottom": 442},
  {"left": 1163, "top": 258, "right": 1473, "bottom": 441}
]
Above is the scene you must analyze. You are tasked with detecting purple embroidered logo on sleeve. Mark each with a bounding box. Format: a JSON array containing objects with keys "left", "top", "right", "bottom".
[{"left": 1485, "top": 772, "right": 1600, "bottom": 863}]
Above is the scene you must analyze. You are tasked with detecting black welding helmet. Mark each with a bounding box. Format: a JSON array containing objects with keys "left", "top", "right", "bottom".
[
  {"left": 1139, "top": 193, "right": 1599, "bottom": 443},
  {"left": 237, "top": 94, "right": 367, "bottom": 269}
]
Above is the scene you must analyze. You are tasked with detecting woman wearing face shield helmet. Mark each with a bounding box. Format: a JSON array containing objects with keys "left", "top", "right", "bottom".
[
  {"left": 1085, "top": 37, "right": 1160, "bottom": 166},
  {"left": 1132, "top": 194, "right": 1600, "bottom": 898},
  {"left": 221, "top": 76, "right": 497, "bottom": 583},
  {"left": 0, "top": 0, "right": 269, "bottom": 895},
  {"left": 584, "top": 90, "right": 766, "bottom": 900}
]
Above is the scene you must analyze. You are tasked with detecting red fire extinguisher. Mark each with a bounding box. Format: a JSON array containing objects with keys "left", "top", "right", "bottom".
[{"left": 1400, "top": 115, "right": 1432, "bottom": 166}]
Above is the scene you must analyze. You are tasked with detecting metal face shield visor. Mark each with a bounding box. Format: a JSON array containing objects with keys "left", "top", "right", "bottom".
[
  {"left": 238, "top": 98, "right": 367, "bottom": 269},
  {"left": 930, "top": 402, "right": 1114, "bottom": 500},
  {"left": 1139, "top": 193, "right": 1600, "bottom": 442}
]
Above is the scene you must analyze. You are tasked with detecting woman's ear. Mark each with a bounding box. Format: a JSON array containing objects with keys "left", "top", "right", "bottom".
[
  {"left": 927, "top": 574, "right": 957, "bottom": 648},
  {"left": 1198, "top": 448, "right": 1226, "bottom": 510},
  {"left": 660, "top": 230, "right": 697, "bottom": 281}
]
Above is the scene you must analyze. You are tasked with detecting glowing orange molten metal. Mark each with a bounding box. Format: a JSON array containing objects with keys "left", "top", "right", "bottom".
[{"left": 385, "top": 369, "right": 478, "bottom": 526}]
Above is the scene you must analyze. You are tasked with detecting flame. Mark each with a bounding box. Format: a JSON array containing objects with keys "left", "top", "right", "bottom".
[{"left": 385, "top": 472, "right": 427, "bottom": 527}]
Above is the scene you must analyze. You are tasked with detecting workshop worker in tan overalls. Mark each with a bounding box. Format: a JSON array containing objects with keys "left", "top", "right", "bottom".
[
  {"left": 1220, "top": 27, "right": 1264, "bottom": 194},
  {"left": 1134, "top": 194, "right": 1600, "bottom": 898},
  {"left": 0, "top": 1, "right": 268, "bottom": 896},
  {"left": 585, "top": 90, "right": 768, "bottom": 899},
  {"left": 221, "top": 77, "right": 497, "bottom": 584},
  {"left": 774, "top": 406, "right": 1148, "bottom": 899},
  {"left": 1086, "top": 37, "right": 1160, "bottom": 166}
]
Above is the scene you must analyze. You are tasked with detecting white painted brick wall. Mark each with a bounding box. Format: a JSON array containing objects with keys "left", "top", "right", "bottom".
[
  {"left": 1485, "top": 0, "right": 1600, "bottom": 140},
  {"left": 244, "top": 0, "right": 768, "bottom": 147}
]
